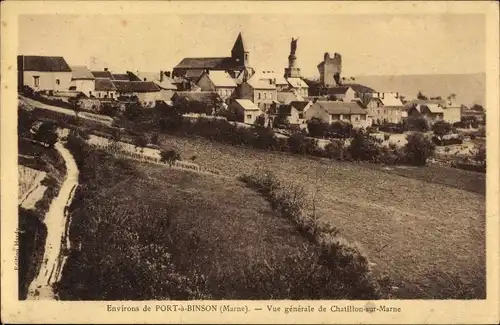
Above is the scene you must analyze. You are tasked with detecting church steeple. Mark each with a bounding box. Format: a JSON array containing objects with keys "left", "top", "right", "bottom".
[{"left": 231, "top": 32, "right": 249, "bottom": 67}]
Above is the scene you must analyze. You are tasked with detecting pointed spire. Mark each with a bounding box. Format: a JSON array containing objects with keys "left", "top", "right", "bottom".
[{"left": 232, "top": 32, "right": 246, "bottom": 54}]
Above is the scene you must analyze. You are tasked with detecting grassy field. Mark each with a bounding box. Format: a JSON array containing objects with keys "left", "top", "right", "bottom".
[
  {"left": 156, "top": 134, "right": 486, "bottom": 299},
  {"left": 57, "top": 148, "right": 375, "bottom": 300}
]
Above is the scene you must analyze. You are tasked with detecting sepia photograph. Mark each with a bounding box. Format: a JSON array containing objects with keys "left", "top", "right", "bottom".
[{"left": 1, "top": 1, "right": 499, "bottom": 324}]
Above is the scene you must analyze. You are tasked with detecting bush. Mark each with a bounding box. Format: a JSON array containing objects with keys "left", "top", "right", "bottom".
[
  {"left": 323, "top": 140, "right": 346, "bottom": 160},
  {"left": 160, "top": 149, "right": 181, "bottom": 166},
  {"left": 404, "top": 132, "right": 435, "bottom": 166},
  {"left": 288, "top": 133, "right": 318, "bottom": 155},
  {"left": 347, "top": 130, "right": 383, "bottom": 162},
  {"left": 34, "top": 121, "right": 59, "bottom": 147},
  {"left": 307, "top": 118, "right": 329, "bottom": 138},
  {"left": 405, "top": 116, "right": 429, "bottom": 132},
  {"left": 432, "top": 121, "right": 452, "bottom": 136}
]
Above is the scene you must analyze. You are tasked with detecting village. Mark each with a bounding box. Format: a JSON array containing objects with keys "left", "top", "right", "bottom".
[{"left": 16, "top": 31, "right": 486, "bottom": 303}]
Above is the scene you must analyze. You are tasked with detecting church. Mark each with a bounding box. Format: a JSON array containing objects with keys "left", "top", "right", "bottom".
[{"left": 172, "top": 32, "right": 255, "bottom": 84}]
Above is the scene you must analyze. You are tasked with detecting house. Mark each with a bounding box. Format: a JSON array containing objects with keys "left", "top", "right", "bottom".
[
  {"left": 405, "top": 99, "right": 461, "bottom": 124},
  {"left": 277, "top": 89, "right": 305, "bottom": 104},
  {"left": 112, "top": 81, "right": 161, "bottom": 107},
  {"left": 286, "top": 77, "right": 309, "bottom": 98},
  {"left": 70, "top": 66, "right": 95, "bottom": 97},
  {"left": 254, "top": 70, "right": 290, "bottom": 91},
  {"left": 325, "top": 86, "right": 356, "bottom": 102},
  {"left": 238, "top": 75, "right": 277, "bottom": 112},
  {"left": 172, "top": 32, "right": 255, "bottom": 83},
  {"left": 91, "top": 69, "right": 114, "bottom": 80},
  {"left": 304, "top": 100, "right": 368, "bottom": 129},
  {"left": 171, "top": 91, "right": 222, "bottom": 114},
  {"left": 18, "top": 55, "right": 72, "bottom": 92},
  {"left": 196, "top": 70, "right": 238, "bottom": 102},
  {"left": 93, "top": 78, "right": 117, "bottom": 99},
  {"left": 133, "top": 71, "right": 178, "bottom": 102},
  {"left": 461, "top": 108, "right": 485, "bottom": 122},
  {"left": 366, "top": 92, "right": 406, "bottom": 124},
  {"left": 228, "top": 99, "right": 262, "bottom": 124},
  {"left": 274, "top": 100, "right": 312, "bottom": 127}
]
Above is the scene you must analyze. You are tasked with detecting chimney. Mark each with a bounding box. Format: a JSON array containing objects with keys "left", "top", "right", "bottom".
[
  {"left": 160, "top": 71, "right": 164, "bottom": 82},
  {"left": 381, "top": 93, "right": 385, "bottom": 99},
  {"left": 104, "top": 68, "right": 108, "bottom": 72},
  {"left": 396, "top": 92, "right": 399, "bottom": 98}
]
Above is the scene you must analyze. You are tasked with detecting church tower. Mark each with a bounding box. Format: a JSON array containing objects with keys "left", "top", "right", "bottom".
[{"left": 231, "top": 32, "right": 250, "bottom": 68}]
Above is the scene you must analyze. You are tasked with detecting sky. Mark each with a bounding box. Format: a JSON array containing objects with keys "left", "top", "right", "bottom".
[{"left": 18, "top": 14, "right": 485, "bottom": 78}]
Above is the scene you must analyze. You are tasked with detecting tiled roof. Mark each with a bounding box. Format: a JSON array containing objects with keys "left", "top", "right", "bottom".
[
  {"left": 313, "top": 101, "right": 367, "bottom": 115},
  {"left": 255, "top": 70, "right": 289, "bottom": 85},
  {"left": 133, "top": 71, "right": 178, "bottom": 90},
  {"left": 234, "top": 99, "right": 260, "bottom": 111},
  {"left": 372, "top": 95, "right": 404, "bottom": 107},
  {"left": 289, "top": 101, "right": 311, "bottom": 112},
  {"left": 71, "top": 66, "right": 95, "bottom": 80},
  {"left": 344, "top": 83, "right": 376, "bottom": 94},
  {"left": 112, "top": 81, "right": 160, "bottom": 93},
  {"left": 174, "top": 57, "right": 235, "bottom": 70},
  {"left": 326, "top": 86, "right": 351, "bottom": 95},
  {"left": 95, "top": 78, "right": 116, "bottom": 91},
  {"left": 277, "top": 91, "right": 300, "bottom": 104},
  {"left": 19, "top": 55, "right": 71, "bottom": 72},
  {"left": 425, "top": 104, "right": 444, "bottom": 113},
  {"left": 173, "top": 91, "right": 219, "bottom": 103},
  {"left": 286, "top": 78, "right": 309, "bottom": 89},
  {"left": 203, "top": 71, "right": 237, "bottom": 88},
  {"left": 92, "top": 71, "right": 114, "bottom": 79},
  {"left": 112, "top": 73, "right": 132, "bottom": 81},
  {"left": 246, "top": 75, "right": 276, "bottom": 90}
]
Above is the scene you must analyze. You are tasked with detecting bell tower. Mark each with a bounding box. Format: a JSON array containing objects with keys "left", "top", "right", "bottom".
[{"left": 231, "top": 32, "right": 249, "bottom": 68}]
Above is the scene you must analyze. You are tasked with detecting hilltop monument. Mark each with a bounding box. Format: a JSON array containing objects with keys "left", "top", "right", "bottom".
[
  {"left": 317, "top": 52, "right": 342, "bottom": 87},
  {"left": 284, "top": 37, "right": 301, "bottom": 78}
]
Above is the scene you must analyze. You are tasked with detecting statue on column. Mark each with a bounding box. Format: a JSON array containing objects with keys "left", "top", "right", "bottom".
[{"left": 290, "top": 38, "right": 298, "bottom": 55}]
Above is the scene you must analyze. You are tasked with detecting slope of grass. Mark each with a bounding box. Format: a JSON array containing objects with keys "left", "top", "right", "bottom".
[
  {"left": 57, "top": 148, "right": 379, "bottom": 300},
  {"left": 156, "top": 134, "right": 486, "bottom": 299}
]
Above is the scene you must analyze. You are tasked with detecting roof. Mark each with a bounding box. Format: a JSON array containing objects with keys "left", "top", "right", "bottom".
[
  {"left": 133, "top": 71, "right": 178, "bottom": 90},
  {"left": 233, "top": 99, "right": 260, "bottom": 111},
  {"left": 112, "top": 73, "right": 132, "bottom": 81},
  {"left": 255, "top": 70, "right": 289, "bottom": 85},
  {"left": 95, "top": 78, "right": 117, "bottom": 91},
  {"left": 371, "top": 95, "right": 404, "bottom": 107},
  {"left": 173, "top": 91, "right": 219, "bottom": 103},
  {"left": 92, "top": 71, "right": 114, "bottom": 79},
  {"left": 231, "top": 32, "right": 246, "bottom": 56},
  {"left": 286, "top": 78, "right": 309, "bottom": 89},
  {"left": 112, "top": 81, "right": 160, "bottom": 93},
  {"left": 19, "top": 55, "right": 71, "bottom": 72},
  {"left": 425, "top": 104, "right": 444, "bottom": 113},
  {"left": 174, "top": 57, "right": 235, "bottom": 70},
  {"left": 71, "top": 66, "right": 95, "bottom": 80},
  {"left": 289, "top": 101, "right": 311, "bottom": 112},
  {"left": 277, "top": 91, "right": 301, "bottom": 104},
  {"left": 326, "top": 86, "right": 351, "bottom": 95},
  {"left": 344, "top": 83, "right": 376, "bottom": 94},
  {"left": 246, "top": 75, "right": 277, "bottom": 90},
  {"left": 312, "top": 101, "right": 367, "bottom": 115},
  {"left": 202, "top": 71, "right": 237, "bottom": 88}
]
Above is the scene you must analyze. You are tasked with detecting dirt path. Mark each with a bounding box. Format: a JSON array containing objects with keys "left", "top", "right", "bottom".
[{"left": 26, "top": 141, "right": 79, "bottom": 300}]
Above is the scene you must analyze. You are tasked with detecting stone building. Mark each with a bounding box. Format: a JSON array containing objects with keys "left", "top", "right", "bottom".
[{"left": 317, "top": 52, "right": 342, "bottom": 87}]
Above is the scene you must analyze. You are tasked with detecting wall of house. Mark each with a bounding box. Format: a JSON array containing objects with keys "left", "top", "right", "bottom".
[
  {"left": 196, "top": 74, "right": 214, "bottom": 91},
  {"left": 216, "top": 87, "right": 235, "bottom": 101},
  {"left": 243, "top": 110, "right": 261, "bottom": 124},
  {"left": 72, "top": 80, "right": 95, "bottom": 97},
  {"left": 23, "top": 71, "right": 72, "bottom": 92},
  {"left": 160, "top": 89, "right": 175, "bottom": 102},
  {"left": 443, "top": 106, "right": 461, "bottom": 123},
  {"left": 304, "top": 105, "right": 331, "bottom": 124},
  {"left": 254, "top": 89, "right": 277, "bottom": 112},
  {"left": 349, "top": 114, "right": 368, "bottom": 128},
  {"left": 94, "top": 90, "right": 117, "bottom": 99},
  {"left": 137, "top": 92, "right": 163, "bottom": 107}
]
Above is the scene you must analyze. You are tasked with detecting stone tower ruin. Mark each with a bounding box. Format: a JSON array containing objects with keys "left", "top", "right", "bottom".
[{"left": 317, "top": 52, "right": 342, "bottom": 87}]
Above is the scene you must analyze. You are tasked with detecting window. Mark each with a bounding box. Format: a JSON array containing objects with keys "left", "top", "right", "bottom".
[
  {"left": 264, "top": 92, "right": 267, "bottom": 99},
  {"left": 298, "top": 113, "right": 304, "bottom": 119},
  {"left": 110, "top": 93, "right": 113, "bottom": 99},
  {"left": 258, "top": 92, "right": 261, "bottom": 100},
  {"left": 246, "top": 114, "right": 252, "bottom": 120},
  {"left": 56, "top": 79, "right": 60, "bottom": 85},
  {"left": 33, "top": 76, "right": 40, "bottom": 87},
  {"left": 98, "top": 93, "right": 101, "bottom": 98}
]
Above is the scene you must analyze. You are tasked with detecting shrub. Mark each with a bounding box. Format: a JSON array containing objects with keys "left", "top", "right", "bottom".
[
  {"left": 384, "top": 134, "right": 390, "bottom": 141},
  {"left": 66, "top": 130, "right": 90, "bottom": 168},
  {"left": 404, "top": 132, "right": 435, "bottom": 166},
  {"left": 134, "top": 135, "right": 149, "bottom": 152},
  {"left": 307, "top": 118, "right": 329, "bottom": 138},
  {"left": 160, "top": 149, "right": 181, "bottom": 166},
  {"left": 432, "top": 121, "right": 452, "bottom": 136},
  {"left": 347, "top": 130, "right": 383, "bottom": 162},
  {"left": 34, "top": 121, "right": 59, "bottom": 147},
  {"left": 150, "top": 132, "right": 160, "bottom": 145},
  {"left": 288, "top": 133, "right": 318, "bottom": 155},
  {"left": 18, "top": 108, "right": 35, "bottom": 137},
  {"left": 255, "top": 114, "right": 266, "bottom": 127},
  {"left": 323, "top": 140, "right": 345, "bottom": 160},
  {"left": 406, "top": 116, "right": 429, "bottom": 132},
  {"left": 473, "top": 145, "right": 486, "bottom": 167}
]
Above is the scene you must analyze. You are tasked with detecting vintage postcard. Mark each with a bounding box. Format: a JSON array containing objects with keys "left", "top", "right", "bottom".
[{"left": 1, "top": 0, "right": 499, "bottom": 324}]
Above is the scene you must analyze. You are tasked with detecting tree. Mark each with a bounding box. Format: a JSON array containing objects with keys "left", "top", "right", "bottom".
[
  {"left": 273, "top": 113, "right": 289, "bottom": 129},
  {"left": 307, "top": 118, "right": 329, "bottom": 138},
  {"left": 406, "top": 116, "right": 429, "bottom": 132},
  {"left": 417, "top": 91, "right": 428, "bottom": 100},
  {"left": 404, "top": 132, "right": 436, "bottom": 166},
  {"left": 470, "top": 104, "right": 484, "bottom": 112},
  {"left": 348, "top": 130, "right": 382, "bottom": 162},
  {"left": 432, "top": 120, "right": 452, "bottom": 136},
  {"left": 255, "top": 114, "right": 266, "bottom": 127},
  {"left": 150, "top": 132, "right": 160, "bottom": 145},
  {"left": 288, "top": 133, "right": 317, "bottom": 155},
  {"left": 18, "top": 109, "right": 35, "bottom": 137},
  {"left": 124, "top": 102, "right": 144, "bottom": 122},
  {"left": 34, "top": 121, "right": 59, "bottom": 147},
  {"left": 160, "top": 149, "right": 181, "bottom": 167},
  {"left": 473, "top": 145, "right": 486, "bottom": 167}
]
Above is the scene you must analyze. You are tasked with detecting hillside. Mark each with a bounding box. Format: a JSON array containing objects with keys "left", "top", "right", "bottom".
[{"left": 353, "top": 73, "right": 485, "bottom": 107}]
